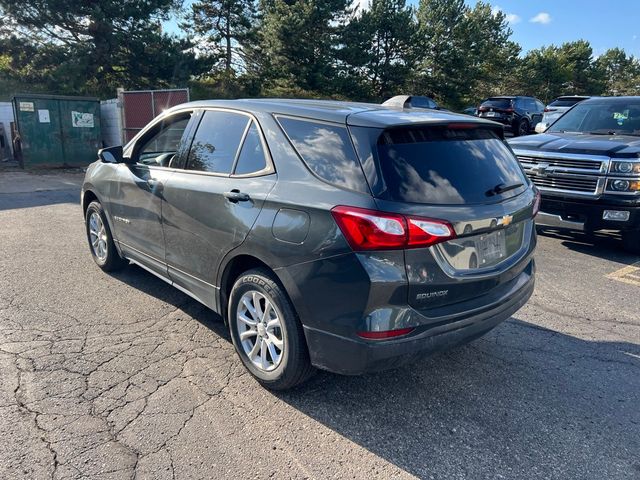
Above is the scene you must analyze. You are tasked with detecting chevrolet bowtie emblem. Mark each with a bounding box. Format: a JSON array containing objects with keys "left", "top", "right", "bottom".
[
  {"left": 531, "top": 163, "right": 551, "bottom": 176},
  {"left": 498, "top": 214, "right": 513, "bottom": 227}
]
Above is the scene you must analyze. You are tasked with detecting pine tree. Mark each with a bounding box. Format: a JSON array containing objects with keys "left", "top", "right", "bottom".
[
  {"left": 188, "top": 0, "right": 256, "bottom": 74},
  {"left": 339, "top": 0, "right": 416, "bottom": 100},
  {"left": 0, "top": 0, "right": 204, "bottom": 97},
  {"left": 252, "top": 0, "right": 352, "bottom": 97}
]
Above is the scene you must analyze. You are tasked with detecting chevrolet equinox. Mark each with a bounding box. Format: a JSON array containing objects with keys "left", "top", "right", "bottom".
[{"left": 82, "top": 99, "right": 538, "bottom": 390}]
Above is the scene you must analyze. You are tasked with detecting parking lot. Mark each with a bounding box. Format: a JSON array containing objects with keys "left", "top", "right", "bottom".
[{"left": 0, "top": 171, "right": 639, "bottom": 480}]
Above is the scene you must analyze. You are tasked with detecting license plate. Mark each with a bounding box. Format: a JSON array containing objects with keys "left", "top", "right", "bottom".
[
  {"left": 477, "top": 230, "right": 507, "bottom": 265},
  {"left": 485, "top": 112, "right": 497, "bottom": 117}
]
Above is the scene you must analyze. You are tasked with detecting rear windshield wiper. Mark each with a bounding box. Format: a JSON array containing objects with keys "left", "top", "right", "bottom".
[{"left": 485, "top": 182, "right": 523, "bottom": 197}]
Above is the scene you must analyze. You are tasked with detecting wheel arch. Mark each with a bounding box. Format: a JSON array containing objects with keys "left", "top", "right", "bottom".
[
  {"left": 82, "top": 189, "right": 99, "bottom": 217},
  {"left": 81, "top": 186, "right": 122, "bottom": 254},
  {"left": 218, "top": 254, "right": 302, "bottom": 328}
]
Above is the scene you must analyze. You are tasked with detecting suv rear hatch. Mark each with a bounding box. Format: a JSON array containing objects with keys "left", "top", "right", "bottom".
[
  {"left": 348, "top": 121, "right": 537, "bottom": 314},
  {"left": 478, "top": 98, "right": 514, "bottom": 122}
]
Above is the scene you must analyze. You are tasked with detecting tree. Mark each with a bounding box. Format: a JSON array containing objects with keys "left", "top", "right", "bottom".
[
  {"left": 413, "top": 0, "right": 517, "bottom": 109},
  {"left": 0, "top": 0, "right": 204, "bottom": 97},
  {"left": 251, "top": 0, "right": 352, "bottom": 97},
  {"left": 595, "top": 48, "right": 640, "bottom": 96},
  {"left": 462, "top": 2, "right": 520, "bottom": 104},
  {"left": 339, "top": 0, "right": 416, "bottom": 100},
  {"left": 557, "top": 40, "right": 599, "bottom": 95},
  {"left": 187, "top": 0, "right": 256, "bottom": 74},
  {"left": 515, "top": 46, "right": 568, "bottom": 102},
  {"left": 513, "top": 41, "right": 604, "bottom": 102}
]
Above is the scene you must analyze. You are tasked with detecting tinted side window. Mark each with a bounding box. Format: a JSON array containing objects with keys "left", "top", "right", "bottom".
[
  {"left": 278, "top": 117, "right": 369, "bottom": 192},
  {"left": 234, "top": 122, "right": 267, "bottom": 175},
  {"left": 535, "top": 100, "right": 545, "bottom": 111},
  {"left": 187, "top": 111, "right": 249, "bottom": 174}
]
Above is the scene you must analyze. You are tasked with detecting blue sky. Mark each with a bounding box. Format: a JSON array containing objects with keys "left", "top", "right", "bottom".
[
  {"left": 168, "top": 0, "right": 640, "bottom": 58},
  {"left": 461, "top": 0, "right": 640, "bottom": 57}
]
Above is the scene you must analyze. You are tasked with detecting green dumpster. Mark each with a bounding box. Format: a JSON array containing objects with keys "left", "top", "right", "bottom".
[{"left": 12, "top": 94, "right": 102, "bottom": 168}]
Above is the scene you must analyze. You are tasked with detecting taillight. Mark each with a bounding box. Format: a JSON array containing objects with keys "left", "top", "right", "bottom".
[
  {"left": 331, "top": 206, "right": 455, "bottom": 251},
  {"left": 532, "top": 188, "right": 542, "bottom": 217},
  {"left": 504, "top": 108, "right": 514, "bottom": 113},
  {"left": 544, "top": 108, "right": 556, "bottom": 112},
  {"left": 357, "top": 327, "right": 415, "bottom": 340}
]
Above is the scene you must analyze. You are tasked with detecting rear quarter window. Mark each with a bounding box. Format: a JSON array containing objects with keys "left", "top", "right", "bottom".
[
  {"left": 376, "top": 126, "right": 527, "bottom": 205},
  {"left": 277, "top": 116, "right": 369, "bottom": 193}
]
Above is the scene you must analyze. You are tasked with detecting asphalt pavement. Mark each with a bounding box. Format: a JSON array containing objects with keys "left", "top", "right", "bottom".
[{"left": 0, "top": 171, "right": 638, "bottom": 480}]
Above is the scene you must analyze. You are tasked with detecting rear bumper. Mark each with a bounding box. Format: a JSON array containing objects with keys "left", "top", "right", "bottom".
[
  {"left": 303, "top": 260, "right": 535, "bottom": 375},
  {"left": 538, "top": 196, "right": 640, "bottom": 232},
  {"left": 479, "top": 115, "right": 514, "bottom": 128}
]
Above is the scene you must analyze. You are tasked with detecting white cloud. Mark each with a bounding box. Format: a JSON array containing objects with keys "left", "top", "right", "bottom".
[
  {"left": 530, "top": 12, "right": 552, "bottom": 24},
  {"left": 354, "top": 0, "right": 370, "bottom": 11},
  {"left": 491, "top": 5, "right": 521, "bottom": 25}
]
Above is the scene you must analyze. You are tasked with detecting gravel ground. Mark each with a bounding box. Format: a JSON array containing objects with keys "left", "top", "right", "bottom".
[{"left": 0, "top": 171, "right": 638, "bottom": 480}]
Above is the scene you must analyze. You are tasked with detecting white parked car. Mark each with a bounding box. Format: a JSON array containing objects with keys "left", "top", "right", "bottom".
[{"left": 534, "top": 96, "right": 590, "bottom": 133}]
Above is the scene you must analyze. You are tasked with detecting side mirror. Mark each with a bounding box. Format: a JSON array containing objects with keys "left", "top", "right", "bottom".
[{"left": 98, "top": 145, "right": 131, "bottom": 164}]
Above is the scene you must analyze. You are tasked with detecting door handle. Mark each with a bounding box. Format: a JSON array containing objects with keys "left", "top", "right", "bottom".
[
  {"left": 224, "top": 189, "right": 250, "bottom": 203},
  {"left": 147, "top": 178, "right": 163, "bottom": 192}
]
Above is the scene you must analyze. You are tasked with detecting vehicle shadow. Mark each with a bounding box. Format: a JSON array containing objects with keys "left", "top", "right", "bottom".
[
  {"left": 108, "top": 264, "right": 640, "bottom": 479},
  {"left": 537, "top": 226, "right": 639, "bottom": 264},
  {"left": 107, "top": 263, "right": 231, "bottom": 342},
  {"left": 0, "top": 189, "right": 81, "bottom": 211},
  {"left": 275, "top": 319, "right": 640, "bottom": 478}
]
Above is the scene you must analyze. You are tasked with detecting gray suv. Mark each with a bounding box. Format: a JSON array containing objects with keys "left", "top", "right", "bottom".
[{"left": 82, "top": 99, "right": 538, "bottom": 389}]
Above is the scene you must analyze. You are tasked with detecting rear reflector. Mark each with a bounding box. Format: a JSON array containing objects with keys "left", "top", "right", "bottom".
[
  {"left": 357, "top": 328, "right": 415, "bottom": 340},
  {"left": 331, "top": 206, "right": 455, "bottom": 251}
]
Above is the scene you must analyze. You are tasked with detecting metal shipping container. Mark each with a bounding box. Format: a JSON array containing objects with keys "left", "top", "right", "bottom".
[{"left": 12, "top": 94, "right": 102, "bottom": 168}]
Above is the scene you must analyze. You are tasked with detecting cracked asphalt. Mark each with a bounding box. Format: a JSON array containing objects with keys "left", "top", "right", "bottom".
[{"left": 0, "top": 171, "right": 639, "bottom": 480}]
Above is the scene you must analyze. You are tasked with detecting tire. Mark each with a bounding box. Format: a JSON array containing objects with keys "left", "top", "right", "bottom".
[
  {"left": 85, "top": 201, "right": 128, "bottom": 271},
  {"left": 514, "top": 118, "right": 530, "bottom": 137},
  {"left": 622, "top": 229, "right": 640, "bottom": 254},
  {"left": 228, "top": 268, "right": 315, "bottom": 390}
]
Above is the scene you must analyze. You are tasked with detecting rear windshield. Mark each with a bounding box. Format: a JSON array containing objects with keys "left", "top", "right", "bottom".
[
  {"left": 481, "top": 98, "right": 512, "bottom": 108},
  {"left": 549, "top": 97, "right": 586, "bottom": 107},
  {"left": 376, "top": 127, "right": 527, "bottom": 205}
]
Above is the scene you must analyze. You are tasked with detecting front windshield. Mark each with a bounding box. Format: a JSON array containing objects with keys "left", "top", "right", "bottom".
[{"left": 548, "top": 100, "right": 640, "bottom": 135}]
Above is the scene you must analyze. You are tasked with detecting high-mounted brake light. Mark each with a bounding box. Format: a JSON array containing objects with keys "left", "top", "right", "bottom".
[
  {"left": 331, "top": 206, "right": 455, "bottom": 251},
  {"left": 447, "top": 123, "right": 478, "bottom": 129}
]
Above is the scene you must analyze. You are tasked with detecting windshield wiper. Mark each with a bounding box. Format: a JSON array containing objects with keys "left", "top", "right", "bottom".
[
  {"left": 485, "top": 182, "right": 523, "bottom": 197},
  {"left": 589, "top": 130, "right": 618, "bottom": 135}
]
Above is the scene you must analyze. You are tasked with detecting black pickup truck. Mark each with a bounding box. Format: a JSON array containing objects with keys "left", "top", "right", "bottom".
[{"left": 508, "top": 96, "right": 640, "bottom": 254}]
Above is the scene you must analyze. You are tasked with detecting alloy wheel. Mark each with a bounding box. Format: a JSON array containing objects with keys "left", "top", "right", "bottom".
[
  {"left": 88, "top": 212, "right": 108, "bottom": 262},
  {"left": 236, "top": 291, "right": 285, "bottom": 372}
]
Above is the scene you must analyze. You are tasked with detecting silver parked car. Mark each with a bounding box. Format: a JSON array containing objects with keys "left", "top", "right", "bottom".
[{"left": 535, "top": 96, "right": 590, "bottom": 133}]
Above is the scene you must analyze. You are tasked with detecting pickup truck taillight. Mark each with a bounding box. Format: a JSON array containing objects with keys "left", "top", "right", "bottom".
[{"left": 331, "top": 206, "right": 455, "bottom": 251}]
